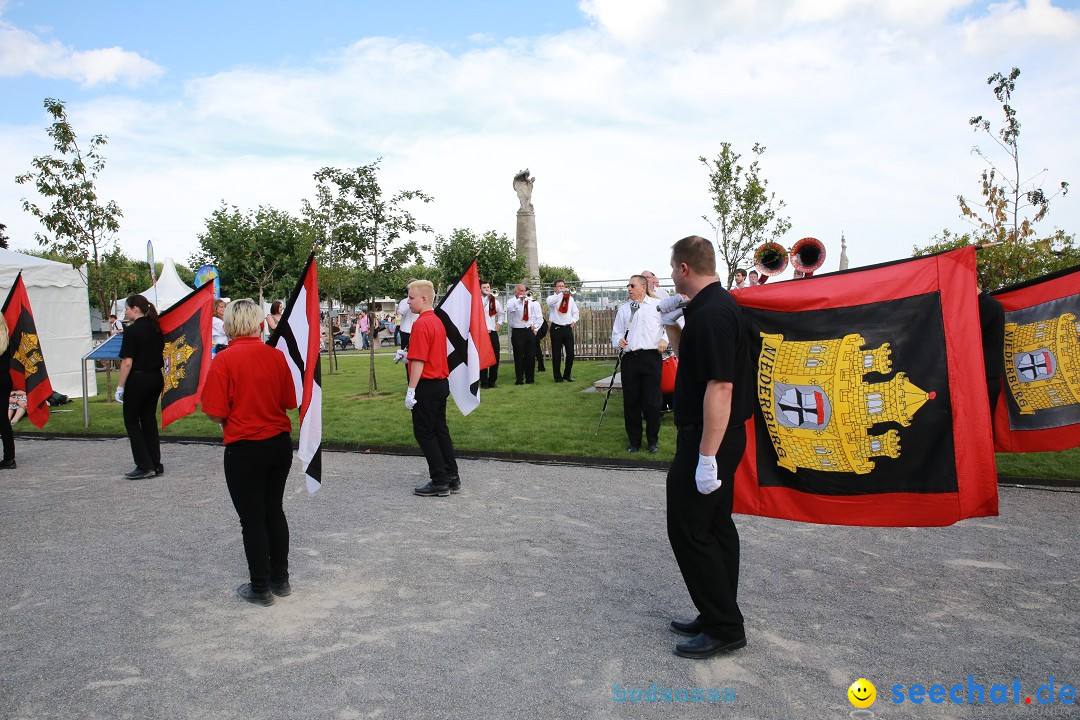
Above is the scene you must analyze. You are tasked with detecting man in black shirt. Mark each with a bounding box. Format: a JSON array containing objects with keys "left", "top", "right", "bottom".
[{"left": 660, "top": 235, "right": 754, "bottom": 659}]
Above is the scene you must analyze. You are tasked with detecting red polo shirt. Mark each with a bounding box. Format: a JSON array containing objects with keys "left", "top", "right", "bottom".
[
  {"left": 407, "top": 309, "right": 449, "bottom": 380},
  {"left": 202, "top": 336, "right": 296, "bottom": 445}
]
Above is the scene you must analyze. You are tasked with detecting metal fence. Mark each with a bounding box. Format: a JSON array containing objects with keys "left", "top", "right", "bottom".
[{"left": 501, "top": 280, "right": 675, "bottom": 360}]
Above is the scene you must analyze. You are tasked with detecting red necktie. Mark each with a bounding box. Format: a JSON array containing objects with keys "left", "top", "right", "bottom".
[
  {"left": 522, "top": 299, "right": 529, "bottom": 322},
  {"left": 488, "top": 296, "right": 497, "bottom": 317},
  {"left": 558, "top": 293, "right": 570, "bottom": 314}
]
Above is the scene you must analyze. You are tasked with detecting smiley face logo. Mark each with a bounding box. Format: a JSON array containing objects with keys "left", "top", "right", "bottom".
[{"left": 848, "top": 678, "right": 876, "bottom": 708}]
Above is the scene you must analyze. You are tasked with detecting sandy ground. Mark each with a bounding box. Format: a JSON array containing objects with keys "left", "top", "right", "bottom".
[{"left": 1, "top": 436, "right": 1077, "bottom": 720}]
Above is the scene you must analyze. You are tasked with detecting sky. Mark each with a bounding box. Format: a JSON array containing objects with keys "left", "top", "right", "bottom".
[{"left": 1, "top": 0, "right": 1078, "bottom": 283}]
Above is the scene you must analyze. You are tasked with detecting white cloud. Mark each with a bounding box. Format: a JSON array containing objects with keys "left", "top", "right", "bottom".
[
  {"left": 0, "top": 19, "right": 163, "bottom": 87},
  {"left": 962, "top": 0, "right": 1080, "bottom": 54},
  {"left": 1, "top": 2, "right": 1077, "bottom": 283}
]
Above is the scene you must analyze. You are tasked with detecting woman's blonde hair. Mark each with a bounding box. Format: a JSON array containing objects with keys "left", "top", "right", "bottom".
[
  {"left": 0, "top": 315, "right": 8, "bottom": 356},
  {"left": 223, "top": 298, "right": 261, "bottom": 338}
]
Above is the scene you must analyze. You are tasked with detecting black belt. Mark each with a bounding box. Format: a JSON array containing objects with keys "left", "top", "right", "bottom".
[
  {"left": 623, "top": 349, "right": 659, "bottom": 356},
  {"left": 550, "top": 323, "right": 572, "bottom": 328}
]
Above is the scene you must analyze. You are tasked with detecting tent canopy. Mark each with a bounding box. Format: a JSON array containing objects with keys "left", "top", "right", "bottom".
[
  {"left": 0, "top": 248, "right": 95, "bottom": 398},
  {"left": 115, "top": 257, "right": 195, "bottom": 315}
]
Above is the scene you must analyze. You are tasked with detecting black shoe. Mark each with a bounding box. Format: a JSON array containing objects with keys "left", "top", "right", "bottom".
[
  {"left": 627, "top": 445, "right": 640, "bottom": 453},
  {"left": 648, "top": 443, "right": 659, "bottom": 454},
  {"left": 537, "top": 365, "right": 546, "bottom": 372},
  {"left": 237, "top": 583, "right": 275, "bottom": 606},
  {"left": 414, "top": 481, "right": 450, "bottom": 497},
  {"left": 525, "top": 380, "right": 534, "bottom": 384},
  {"left": 515, "top": 381, "right": 524, "bottom": 385},
  {"left": 674, "top": 632, "right": 747, "bottom": 659},
  {"left": 124, "top": 467, "right": 155, "bottom": 480},
  {"left": 0, "top": 458, "right": 15, "bottom": 469},
  {"left": 270, "top": 581, "right": 292, "bottom": 597},
  {"left": 154, "top": 464, "right": 164, "bottom": 476},
  {"left": 564, "top": 376, "right": 575, "bottom": 382},
  {"left": 487, "top": 383, "right": 497, "bottom": 389},
  {"left": 670, "top": 617, "right": 702, "bottom": 636},
  {"left": 447, "top": 475, "right": 461, "bottom": 494},
  {"left": 554, "top": 378, "right": 563, "bottom": 383}
]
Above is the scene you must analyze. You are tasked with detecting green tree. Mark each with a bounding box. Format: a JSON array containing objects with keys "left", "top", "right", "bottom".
[
  {"left": 433, "top": 228, "right": 526, "bottom": 293},
  {"left": 191, "top": 203, "right": 311, "bottom": 306},
  {"left": 0, "top": 223, "right": 9, "bottom": 249},
  {"left": 15, "top": 98, "right": 124, "bottom": 316},
  {"left": 539, "top": 264, "right": 581, "bottom": 286},
  {"left": 700, "top": 143, "right": 791, "bottom": 288},
  {"left": 301, "top": 160, "right": 432, "bottom": 389},
  {"left": 914, "top": 68, "right": 1074, "bottom": 288}
]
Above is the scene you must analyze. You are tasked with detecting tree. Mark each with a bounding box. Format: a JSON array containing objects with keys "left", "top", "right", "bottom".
[
  {"left": 539, "top": 264, "right": 581, "bottom": 286},
  {"left": 15, "top": 98, "right": 124, "bottom": 316},
  {"left": 301, "top": 160, "right": 432, "bottom": 390},
  {"left": 433, "top": 228, "right": 526, "bottom": 293},
  {"left": 914, "top": 68, "right": 1075, "bottom": 288},
  {"left": 191, "top": 203, "right": 311, "bottom": 307},
  {"left": 700, "top": 143, "right": 791, "bottom": 288},
  {"left": 0, "top": 223, "right": 9, "bottom": 249}
]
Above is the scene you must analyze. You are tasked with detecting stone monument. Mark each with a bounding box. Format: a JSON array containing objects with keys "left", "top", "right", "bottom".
[{"left": 513, "top": 169, "right": 540, "bottom": 286}]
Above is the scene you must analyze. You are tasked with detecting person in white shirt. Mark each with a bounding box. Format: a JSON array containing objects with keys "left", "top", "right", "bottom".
[
  {"left": 733, "top": 269, "right": 748, "bottom": 289},
  {"left": 479, "top": 281, "right": 504, "bottom": 389},
  {"left": 545, "top": 279, "right": 580, "bottom": 382},
  {"left": 642, "top": 270, "right": 670, "bottom": 299},
  {"left": 747, "top": 270, "right": 761, "bottom": 286},
  {"left": 506, "top": 284, "right": 542, "bottom": 385},
  {"left": 108, "top": 314, "right": 124, "bottom": 335},
  {"left": 212, "top": 299, "right": 229, "bottom": 353},
  {"left": 611, "top": 275, "right": 664, "bottom": 453},
  {"left": 397, "top": 296, "right": 417, "bottom": 350}
]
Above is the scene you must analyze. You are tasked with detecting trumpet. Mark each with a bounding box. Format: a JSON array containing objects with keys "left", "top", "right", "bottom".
[
  {"left": 562, "top": 287, "right": 576, "bottom": 296},
  {"left": 486, "top": 287, "right": 499, "bottom": 298}
]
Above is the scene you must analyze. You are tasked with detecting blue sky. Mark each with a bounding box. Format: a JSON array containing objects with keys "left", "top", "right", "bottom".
[{"left": 2, "top": 0, "right": 1079, "bottom": 282}]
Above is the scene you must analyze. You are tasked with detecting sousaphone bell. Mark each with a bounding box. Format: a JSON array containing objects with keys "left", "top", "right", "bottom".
[{"left": 790, "top": 237, "right": 826, "bottom": 278}]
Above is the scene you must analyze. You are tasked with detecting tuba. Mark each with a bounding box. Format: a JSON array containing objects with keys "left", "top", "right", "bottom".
[
  {"left": 790, "top": 237, "right": 826, "bottom": 278},
  {"left": 754, "top": 242, "right": 789, "bottom": 277}
]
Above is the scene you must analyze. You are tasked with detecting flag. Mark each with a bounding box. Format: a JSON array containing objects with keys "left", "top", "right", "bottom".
[
  {"left": 434, "top": 259, "right": 496, "bottom": 416},
  {"left": 1, "top": 273, "right": 54, "bottom": 428},
  {"left": 268, "top": 252, "right": 322, "bottom": 493},
  {"left": 731, "top": 247, "right": 998, "bottom": 527},
  {"left": 990, "top": 263, "right": 1080, "bottom": 453},
  {"left": 157, "top": 283, "right": 214, "bottom": 428}
]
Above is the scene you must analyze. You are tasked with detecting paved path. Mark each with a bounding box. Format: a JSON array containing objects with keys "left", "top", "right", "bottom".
[{"left": 1, "top": 437, "right": 1077, "bottom": 719}]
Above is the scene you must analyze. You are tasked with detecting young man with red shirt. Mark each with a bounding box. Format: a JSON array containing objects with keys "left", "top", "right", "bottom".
[{"left": 404, "top": 280, "right": 460, "bottom": 497}]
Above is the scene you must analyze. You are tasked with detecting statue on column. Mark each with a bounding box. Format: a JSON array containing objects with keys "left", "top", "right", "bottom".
[{"left": 513, "top": 169, "right": 535, "bottom": 213}]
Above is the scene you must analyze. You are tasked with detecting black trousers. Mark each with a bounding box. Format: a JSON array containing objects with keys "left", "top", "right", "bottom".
[
  {"left": 225, "top": 432, "right": 292, "bottom": 592},
  {"left": 535, "top": 320, "right": 548, "bottom": 371},
  {"left": 621, "top": 350, "right": 662, "bottom": 447},
  {"left": 549, "top": 324, "right": 575, "bottom": 380},
  {"left": 399, "top": 331, "right": 411, "bottom": 351},
  {"left": 479, "top": 330, "right": 500, "bottom": 387},
  {"left": 123, "top": 370, "right": 163, "bottom": 471},
  {"left": 511, "top": 327, "right": 535, "bottom": 384},
  {"left": 0, "top": 372, "right": 13, "bottom": 461},
  {"left": 412, "top": 378, "right": 458, "bottom": 483},
  {"left": 667, "top": 423, "right": 747, "bottom": 640}
]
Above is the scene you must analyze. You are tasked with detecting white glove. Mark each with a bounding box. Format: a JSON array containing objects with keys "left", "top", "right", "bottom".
[
  {"left": 658, "top": 294, "right": 688, "bottom": 313},
  {"left": 394, "top": 348, "right": 407, "bottom": 364},
  {"left": 405, "top": 387, "right": 417, "bottom": 410},
  {"left": 695, "top": 454, "right": 721, "bottom": 494},
  {"left": 660, "top": 307, "right": 684, "bottom": 326},
  {"left": 114, "top": 387, "right": 124, "bottom": 403}
]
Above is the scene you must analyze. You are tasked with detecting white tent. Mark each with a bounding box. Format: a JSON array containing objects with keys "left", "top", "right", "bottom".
[
  {"left": 0, "top": 248, "right": 95, "bottom": 398},
  {"left": 114, "top": 257, "right": 195, "bottom": 315}
]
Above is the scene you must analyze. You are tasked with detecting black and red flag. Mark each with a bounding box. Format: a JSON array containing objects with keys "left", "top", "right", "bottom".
[
  {"left": 268, "top": 251, "right": 322, "bottom": 493},
  {"left": 731, "top": 247, "right": 998, "bottom": 527},
  {"left": 434, "top": 259, "right": 497, "bottom": 416},
  {"left": 158, "top": 282, "right": 214, "bottom": 428},
  {"left": 1, "top": 273, "right": 54, "bottom": 428},
  {"left": 990, "top": 263, "right": 1080, "bottom": 453}
]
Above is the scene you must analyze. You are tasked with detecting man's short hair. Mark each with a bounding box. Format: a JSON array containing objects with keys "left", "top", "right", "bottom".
[
  {"left": 734, "top": 269, "right": 746, "bottom": 278},
  {"left": 224, "top": 298, "right": 261, "bottom": 338},
  {"left": 408, "top": 279, "right": 435, "bottom": 300},
  {"left": 671, "top": 235, "right": 716, "bottom": 276},
  {"left": 553, "top": 278, "right": 565, "bottom": 286},
  {"left": 630, "top": 274, "right": 648, "bottom": 288}
]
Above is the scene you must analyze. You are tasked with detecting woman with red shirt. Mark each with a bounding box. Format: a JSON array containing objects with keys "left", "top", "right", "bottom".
[{"left": 202, "top": 298, "right": 297, "bottom": 607}]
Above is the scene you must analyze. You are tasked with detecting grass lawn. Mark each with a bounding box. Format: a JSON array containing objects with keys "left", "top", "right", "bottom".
[{"left": 22, "top": 349, "right": 1080, "bottom": 480}]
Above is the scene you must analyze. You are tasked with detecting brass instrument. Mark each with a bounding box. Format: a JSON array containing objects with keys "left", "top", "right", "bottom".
[
  {"left": 790, "top": 237, "right": 826, "bottom": 278},
  {"left": 754, "top": 242, "right": 789, "bottom": 277}
]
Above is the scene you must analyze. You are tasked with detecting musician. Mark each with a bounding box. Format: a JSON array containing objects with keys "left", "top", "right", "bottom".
[
  {"left": 611, "top": 275, "right": 664, "bottom": 453},
  {"left": 397, "top": 295, "right": 417, "bottom": 350},
  {"left": 747, "top": 270, "right": 760, "bottom": 286},
  {"left": 642, "top": 270, "right": 669, "bottom": 298},
  {"left": 661, "top": 235, "right": 754, "bottom": 659},
  {"left": 545, "top": 280, "right": 579, "bottom": 382},
  {"left": 479, "top": 282, "right": 503, "bottom": 389},
  {"left": 507, "top": 285, "right": 542, "bottom": 385}
]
